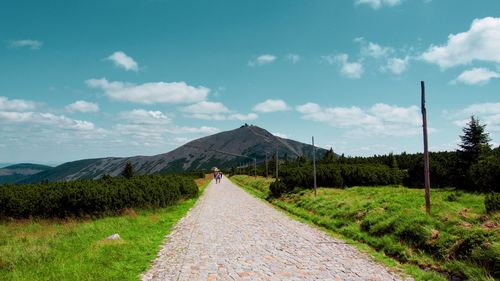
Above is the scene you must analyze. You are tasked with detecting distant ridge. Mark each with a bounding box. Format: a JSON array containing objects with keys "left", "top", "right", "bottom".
[
  {"left": 0, "top": 163, "right": 53, "bottom": 184},
  {"left": 18, "top": 125, "right": 327, "bottom": 183}
]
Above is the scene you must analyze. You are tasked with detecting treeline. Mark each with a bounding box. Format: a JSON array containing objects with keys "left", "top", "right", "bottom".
[
  {"left": 0, "top": 174, "right": 198, "bottom": 218},
  {"left": 235, "top": 116, "right": 499, "bottom": 195}
]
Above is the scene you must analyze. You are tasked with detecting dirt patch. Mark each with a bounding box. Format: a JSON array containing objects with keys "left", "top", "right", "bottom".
[
  {"left": 431, "top": 229, "right": 439, "bottom": 239},
  {"left": 481, "top": 220, "right": 499, "bottom": 230},
  {"left": 457, "top": 221, "right": 472, "bottom": 229},
  {"left": 149, "top": 214, "right": 159, "bottom": 223},
  {"left": 121, "top": 208, "right": 137, "bottom": 218}
]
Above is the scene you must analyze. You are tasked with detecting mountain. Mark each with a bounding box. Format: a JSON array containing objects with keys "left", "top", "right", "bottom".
[
  {"left": 0, "top": 163, "right": 53, "bottom": 184},
  {"left": 20, "top": 125, "right": 327, "bottom": 183}
]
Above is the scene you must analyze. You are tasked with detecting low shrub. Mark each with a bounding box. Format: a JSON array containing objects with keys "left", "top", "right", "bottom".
[
  {"left": 269, "top": 180, "right": 288, "bottom": 198},
  {"left": 0, "top": 174, "right": 198, "bottom": 218},
  {"left": 484, "top": 192, "right": 499, "bottom": 214}
]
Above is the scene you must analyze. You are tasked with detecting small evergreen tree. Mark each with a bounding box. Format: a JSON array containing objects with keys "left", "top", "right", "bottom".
[
  {"left": 459, "top": 116, "right": 491, "bottom": 164},
  {"left": 121, "top": 162, "right": 134, "bottom": 179},
  {"left": 388, "top": 153, "right": 398, "bottom": 169},
  {"left": 322, "top": 148, "right": 336, "bottom": 163},
  {"left": 283, "top": 152, "right": 289, "bottom": 163}
]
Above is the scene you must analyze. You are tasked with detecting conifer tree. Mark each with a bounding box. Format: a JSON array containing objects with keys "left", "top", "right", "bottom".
[
  {"left": 459, "top": 116, "right": 491, "bottom": 164},
  {"left": 121, "top": 162, "right": 134, "bottom": 179}
]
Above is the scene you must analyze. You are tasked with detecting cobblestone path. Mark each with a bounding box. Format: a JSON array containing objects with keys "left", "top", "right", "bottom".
[{"left": 142, "top": 178, "right": 409, "bottom": 281}]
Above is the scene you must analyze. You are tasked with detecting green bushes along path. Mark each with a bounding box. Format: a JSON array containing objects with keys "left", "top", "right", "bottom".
[{"left": 0, "top": 174, "right": 198, "bottom": 218}]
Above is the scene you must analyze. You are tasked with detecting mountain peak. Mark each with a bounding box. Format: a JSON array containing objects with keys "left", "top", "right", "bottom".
[{"left": 19, "top": 126, "right": 326, "bottom": 183}]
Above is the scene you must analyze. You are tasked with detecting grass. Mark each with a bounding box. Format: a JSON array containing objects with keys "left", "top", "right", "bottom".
[
  {"left": 230, "top": 175, "right": 499, "bottom": 281},
  {"left": 0, "top": 178, "right": 210, "bottom": 281}
]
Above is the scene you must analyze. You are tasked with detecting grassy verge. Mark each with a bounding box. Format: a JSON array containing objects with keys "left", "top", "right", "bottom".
[
  {"left": 0, "top": 179, "right": 209, "bottom": 281},
  {"left": 230, "top": 175, "right": 499, "bottom": 281}
]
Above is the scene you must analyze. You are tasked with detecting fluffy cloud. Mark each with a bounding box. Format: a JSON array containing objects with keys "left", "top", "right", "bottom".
[
  {"left": 107, "top": 51, "right": 139, "bottom": 71},
  {"left": 297, "top": 102, "right": 422, "bottom": 136},
  {"left": 180, "top": 101, "right": 257, "bottom": 121},
  {"left": 0, "top": 111, "right": 95, "bottom": 130},
  {"left": 120, "top": 109, "right": 171, "bottom": 125},
  {"left": 421, "top": 17, "right": 500, "bottom": 69},
  {"left": 66, "top": 100, "right": 99, "bottom": 113},
  {"left": 8, "top": 39, "right": 43, "bottom": 50},
  {"left": 451, "top": 68, "right": 500, "bottom": 85},
  {"left": 248, "top": 54, "right": 276, "bottom": 66},
  {"left": 355, "top": 0, "right": 402, "bottom": 9},
  {"left": 273, "top": 132, "right": 288, "bottom": 139},
  {"left": 323, "top": 54, "right": 364, "bottom": 79},
  {"left": 286, "top": 54, "right": 301, "bottom": 64},
  {"left": 228, "top": 113, "right": 258, "bottom": 121},
  {"left": 454, "top": 103, "right": 500, "bottom": 132},
  {"left": 0, "top": 96, "right": 37, "bottom": 111},
  {"left": 384, "top": 56, "right": 410, "bottom": 75},
  {"left": 253, "top": 99, "right": 290, "bottom": 113},
  {"left": 361, "top": 42, "right": 394, "bottom": 58},
  {"left": 181, "top": 101, "right": 230, "bottom": 114},
  {"left": 86, "top": 78, "right": 209, "bottom": 104}
]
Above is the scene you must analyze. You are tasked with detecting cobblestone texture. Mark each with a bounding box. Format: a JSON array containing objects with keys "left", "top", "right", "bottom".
[{"left": 142, "top": 178, "right": 410, "bottom": 281}]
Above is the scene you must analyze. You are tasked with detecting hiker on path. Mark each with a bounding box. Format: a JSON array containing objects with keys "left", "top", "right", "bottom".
[{"left": 215, "top": 172, "right": 222, "bottom": 184}]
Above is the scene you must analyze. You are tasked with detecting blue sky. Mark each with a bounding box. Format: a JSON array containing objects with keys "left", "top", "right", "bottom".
[{"left": 1, "top": 0, "right": 499, "bottom": 164}]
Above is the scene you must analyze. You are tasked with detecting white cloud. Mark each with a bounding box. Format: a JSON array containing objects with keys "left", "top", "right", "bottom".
[
  {"left": 323, "top": 54, "right": 364, "bottom": 79},
  {"left": 296, "top": 103, "right": 321, "bottom": 114},
  {"left": 286, "top": 54, "right": 301, "bottom": 64},
  {"left": 421, "top": 17, "right": 500, "bottom": 69},
  {"left": 384, "top": 56, "right": 410, "bottom": 75},
  {"left": 181, "top": 101, "right": 230, "bottom": 114},
  {"left": 66, "top": 100, "right": 99, "bottom": 113},
  {"left": 355, "top": 0, "right": 402, "bottom": 9},
  {"left": 8, "top": 39, "right": 43, "bottom": 50},
  {"left": 463, "top": 102, "right": 500, "bottom": 115},
  {"left": 86, "top": 78, "right": 209, "bottom": 104},
  {"left": 451, "top": 67, "right": 500, "bottom": 85},
  {"left": 362, "top": 42, "right": 394, "bottom": 58},
  {"left": 170, "top": 126, "right": 220, "bottom": 134},
  {"left": 107, "top": 51, "right": 139, "bottom": 71},
  {"left": 253, "top": 99, "right": 290, "bottom": 113},
  {"left": 297, "top": 102, "right": 422, "bottom": 137},
  {"left": 0, "top": 96, "right": 37, "bottom": 111},
  {"left": 228, "top": 113, "right": 258, "bottom": 121},
  {"left": 273, "top": 132, "right": 288, "bottom": 139},
  {"left": 454, "top": 103, "right": 500, "bottom": 132},
  {"left": 248, "top": 54, "right": 276, "bottom": 66},
  {"left": 180, "top": 101, "right": 257, "bottom": 121},
  {"left": 120, "top": 109, "right": 171, "bottom": 125},
  {"left": 355, "top": 38, "right": 410, "bottom": 75},
  {"left": 0, "top": 111, "right": 95, "bottom": 130}
]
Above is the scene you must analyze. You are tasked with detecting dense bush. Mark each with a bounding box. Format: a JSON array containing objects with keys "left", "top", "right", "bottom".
[
  {"left": 269, "top": 180, "right": 287, "bottom": 198},
  {"left": 485, "top": 193, "right": 499, "bottom": 214},
  {"left": 0, "top": 174, "right": 198, "bottom": 218},
  {"left": 276, "top": 163, "right": 404, "bottom": 195},
  {"left": 468, "top": 151, "right": 500, "bottom": 193}
]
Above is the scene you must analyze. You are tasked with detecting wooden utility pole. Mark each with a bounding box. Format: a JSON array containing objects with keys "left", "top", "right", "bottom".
[
  {"left": 275, "top": 149, "right": 279, "bottom": 180},
  {"left": 312, "top": 137, "right": 317, "bottom": 197},
  {"left": 421, "top": 81, "right": 431, "bottom": 214},
  {"left": 254, "top": 158, "right": 257, "bottom": 178},
  {"left": 265, "top": 152, "right": 268, "bottom": 178}
]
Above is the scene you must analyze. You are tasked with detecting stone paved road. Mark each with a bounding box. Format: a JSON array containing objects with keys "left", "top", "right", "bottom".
[{"left": 142, "top": 178, "right": 410, "bottom": 281}]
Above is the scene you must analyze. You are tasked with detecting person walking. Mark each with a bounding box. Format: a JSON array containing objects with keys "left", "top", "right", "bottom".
[{"left": 215, "top": 171, "right": 222, "bottom": 184}]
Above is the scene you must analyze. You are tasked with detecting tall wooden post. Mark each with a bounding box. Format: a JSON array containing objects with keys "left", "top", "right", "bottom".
[
  {"left": 275, "top": 149, "right": 279, "bottom": 180},
  {"left": 254, "top": 158, "right": 257, "bottom": 178},
  {"left": 265, "top": 153, "right": 268, "bottom": 178},
  {"left": 421, "top": 81, "right": 431, "bottom": 214},
  {"left": 312, "top": 137, "right": 317, "bottom": 197}
]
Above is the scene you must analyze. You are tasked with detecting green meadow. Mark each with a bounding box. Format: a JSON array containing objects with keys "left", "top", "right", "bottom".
[{"left": 231, "top": 175, "right": 499, "bottom": 281}]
